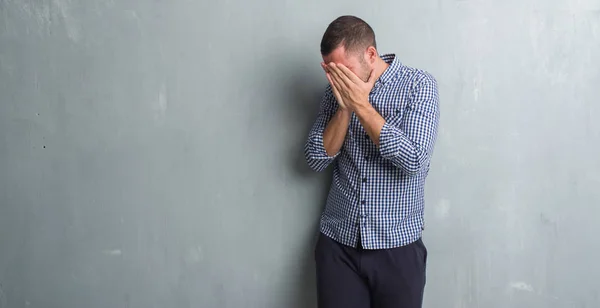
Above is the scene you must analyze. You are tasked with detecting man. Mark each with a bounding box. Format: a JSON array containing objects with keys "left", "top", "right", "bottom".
[{"left": 304, "top": 15, "right": 440, "bottom": 308}]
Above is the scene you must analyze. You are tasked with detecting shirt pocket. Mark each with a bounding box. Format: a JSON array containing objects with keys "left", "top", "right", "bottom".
[{"left": 377, "top": 96, "right": 408, "bottom": 127}]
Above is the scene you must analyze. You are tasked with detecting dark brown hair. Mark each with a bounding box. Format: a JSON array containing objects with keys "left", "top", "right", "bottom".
[{"left": 320, "top": 15, "right": 377, "bottom": 56}]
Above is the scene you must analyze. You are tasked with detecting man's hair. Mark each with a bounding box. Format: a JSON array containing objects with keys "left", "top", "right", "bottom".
[{"left": 320, "top": 15, "right": 377, "bottom": 56}]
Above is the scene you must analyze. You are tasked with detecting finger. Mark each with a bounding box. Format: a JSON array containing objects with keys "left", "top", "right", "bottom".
[
  {"left": 326, "top": 73, "right": 346, "bottom": 107},
  {"left": 326, "top": 72, "right": 336, "bottom": 90},
  {"left": 328, "top": 63, "right": 353, "bottom": 89},
  {"left": 326, "top": 72, "right": 342, "bottom": 97},
  {"left": 326, "top": 64, "right": 343, "bottom": 86},
  {"left": 330, "top": 73, "right": 351, "bottom": 104},
  {"left": 321, "top": 62, "right": 328, "bottom": 72},
  {"left": 337, "top": 64, "right": 362, "bottom": 84},
  {"left": 333, "top": 64, "right": 356, "bottom": 89}
]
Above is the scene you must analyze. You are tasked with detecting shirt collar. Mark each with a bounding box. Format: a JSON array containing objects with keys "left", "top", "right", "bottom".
[{"left": 375, "top": 53, "right": 403, "bottom": 87}]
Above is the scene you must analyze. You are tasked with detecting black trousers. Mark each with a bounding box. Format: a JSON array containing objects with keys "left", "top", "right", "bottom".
[{"left": 314, "top": 232, "right": 427, "bottom": 308}]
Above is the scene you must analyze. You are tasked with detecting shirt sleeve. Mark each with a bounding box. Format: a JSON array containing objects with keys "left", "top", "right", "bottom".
[
  {"left": 304, "top": 87, "right": 340, "bottom": 172},
  {"left": 378, "top": 74, "right": 440, "bottom": 175}
]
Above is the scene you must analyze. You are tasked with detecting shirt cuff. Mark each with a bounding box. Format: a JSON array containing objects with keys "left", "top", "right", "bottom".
[
  {"left": 310, "top": 133, "right": 340, "bottom": 159},
  {"left": 378, "top": 122, "right": 411, "bottom": 159}
]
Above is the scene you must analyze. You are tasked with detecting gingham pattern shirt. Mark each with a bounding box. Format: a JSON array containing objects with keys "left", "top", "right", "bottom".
[{"left": 304, "top": 54, "right": 440, "bottom": 250}]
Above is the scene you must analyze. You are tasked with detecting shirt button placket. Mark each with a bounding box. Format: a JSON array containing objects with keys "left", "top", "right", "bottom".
[
  {"left": 360, "top": 179, "right": 368, "bottom": 220},
  {"left": 360, "top": 201, "right": 367, "bottom": 218}
]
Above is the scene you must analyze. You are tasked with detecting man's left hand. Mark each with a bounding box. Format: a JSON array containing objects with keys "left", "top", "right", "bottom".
[{"left": 325, "top": 63, "right": 376, "bottom": 110}]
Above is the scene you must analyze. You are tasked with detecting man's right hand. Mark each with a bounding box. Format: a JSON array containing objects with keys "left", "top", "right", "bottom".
[
  {"left": 322, "top": 62, "right": 348, "bottom": 111},
  {"left": 320, "top": 62, "right": 352, "bottom": 157}
]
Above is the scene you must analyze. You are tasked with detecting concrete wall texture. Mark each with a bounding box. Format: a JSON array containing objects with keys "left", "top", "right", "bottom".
[{"left": 1, "top": 0, "right": 599, "bottom": 307}]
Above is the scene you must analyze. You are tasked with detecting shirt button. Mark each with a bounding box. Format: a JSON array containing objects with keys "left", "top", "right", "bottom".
[
  {"left": 364, "top": 134, "right": 369, "bottom": 139},
  {"left": 362, "top": 178, "right": 367, "bottom": 183},
  {"left": 364, "top": 156, "right": 369, "bottom": 161},
  {"left": 361, "top": 200, "right": 366, "bottom": 205}
]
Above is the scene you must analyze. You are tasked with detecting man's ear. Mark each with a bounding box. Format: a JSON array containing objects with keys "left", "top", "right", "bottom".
[{"left": 366, "top": 46, "right": 377, "bottom": 64}]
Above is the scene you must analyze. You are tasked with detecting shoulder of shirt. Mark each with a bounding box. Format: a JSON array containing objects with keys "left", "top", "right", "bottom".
[{"left": 399, "top": 64, "right": 438, "bottom": 89}]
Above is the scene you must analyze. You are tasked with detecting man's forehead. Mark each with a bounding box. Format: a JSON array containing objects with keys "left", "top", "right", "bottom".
[{"left": 322, "top": 47, "right": 356, "bottom": 66}]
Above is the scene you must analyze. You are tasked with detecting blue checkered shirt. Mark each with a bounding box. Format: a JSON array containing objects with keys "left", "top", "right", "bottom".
[{"left": 304, "top": 54, "right": 440, "bottom": 250}]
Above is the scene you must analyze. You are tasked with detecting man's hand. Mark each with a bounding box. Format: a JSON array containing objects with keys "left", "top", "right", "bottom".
[
  {"left": 321, "top": 62, "right": 348, "bottom": 110},
  {"left": 324, "top": 62, "right": 385, "bottom": 147},
  {"left": 325, "top": 63, "right": 376, "bottom": 110}
]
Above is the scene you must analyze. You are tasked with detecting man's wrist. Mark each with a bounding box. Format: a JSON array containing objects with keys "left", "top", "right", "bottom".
[
  {"left": 352, "top": 100, "right": 373, "bottom": 116},
  {"left": 337, "top": 107, "right": 352, "bottom": 118}
]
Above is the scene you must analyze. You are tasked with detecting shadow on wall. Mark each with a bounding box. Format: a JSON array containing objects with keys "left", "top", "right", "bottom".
[
  {"left": 286, "top": 65, "right": 328, "bottom": 177},
  {"left": 273, "top": 46, "right": 332, "bottom": 308}
]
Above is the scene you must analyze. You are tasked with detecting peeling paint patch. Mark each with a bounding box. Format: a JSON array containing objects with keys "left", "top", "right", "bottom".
[
  {"left": 509, "top": 281, "right": 534, "bottom": 292},
  {"left": 473, "top": 66, "right": 482, "bottom": 102},
  {"left": 17, "top": 0, "right": 81, "bottom": 41},
  {"left": 53, "top": 0, "right": 80, "bottom": 42},
  {"left": 102, "top": 249, "right": 123, "bottom": 256},
  {"left": 435, "top": 198, "right": 451, "bottom": 219},
  {"left": 154, "top": 82, "right": 168, "bottom": 124},
  {"left": 185, "top": 246, "right": 204, "bottom": 264}
]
